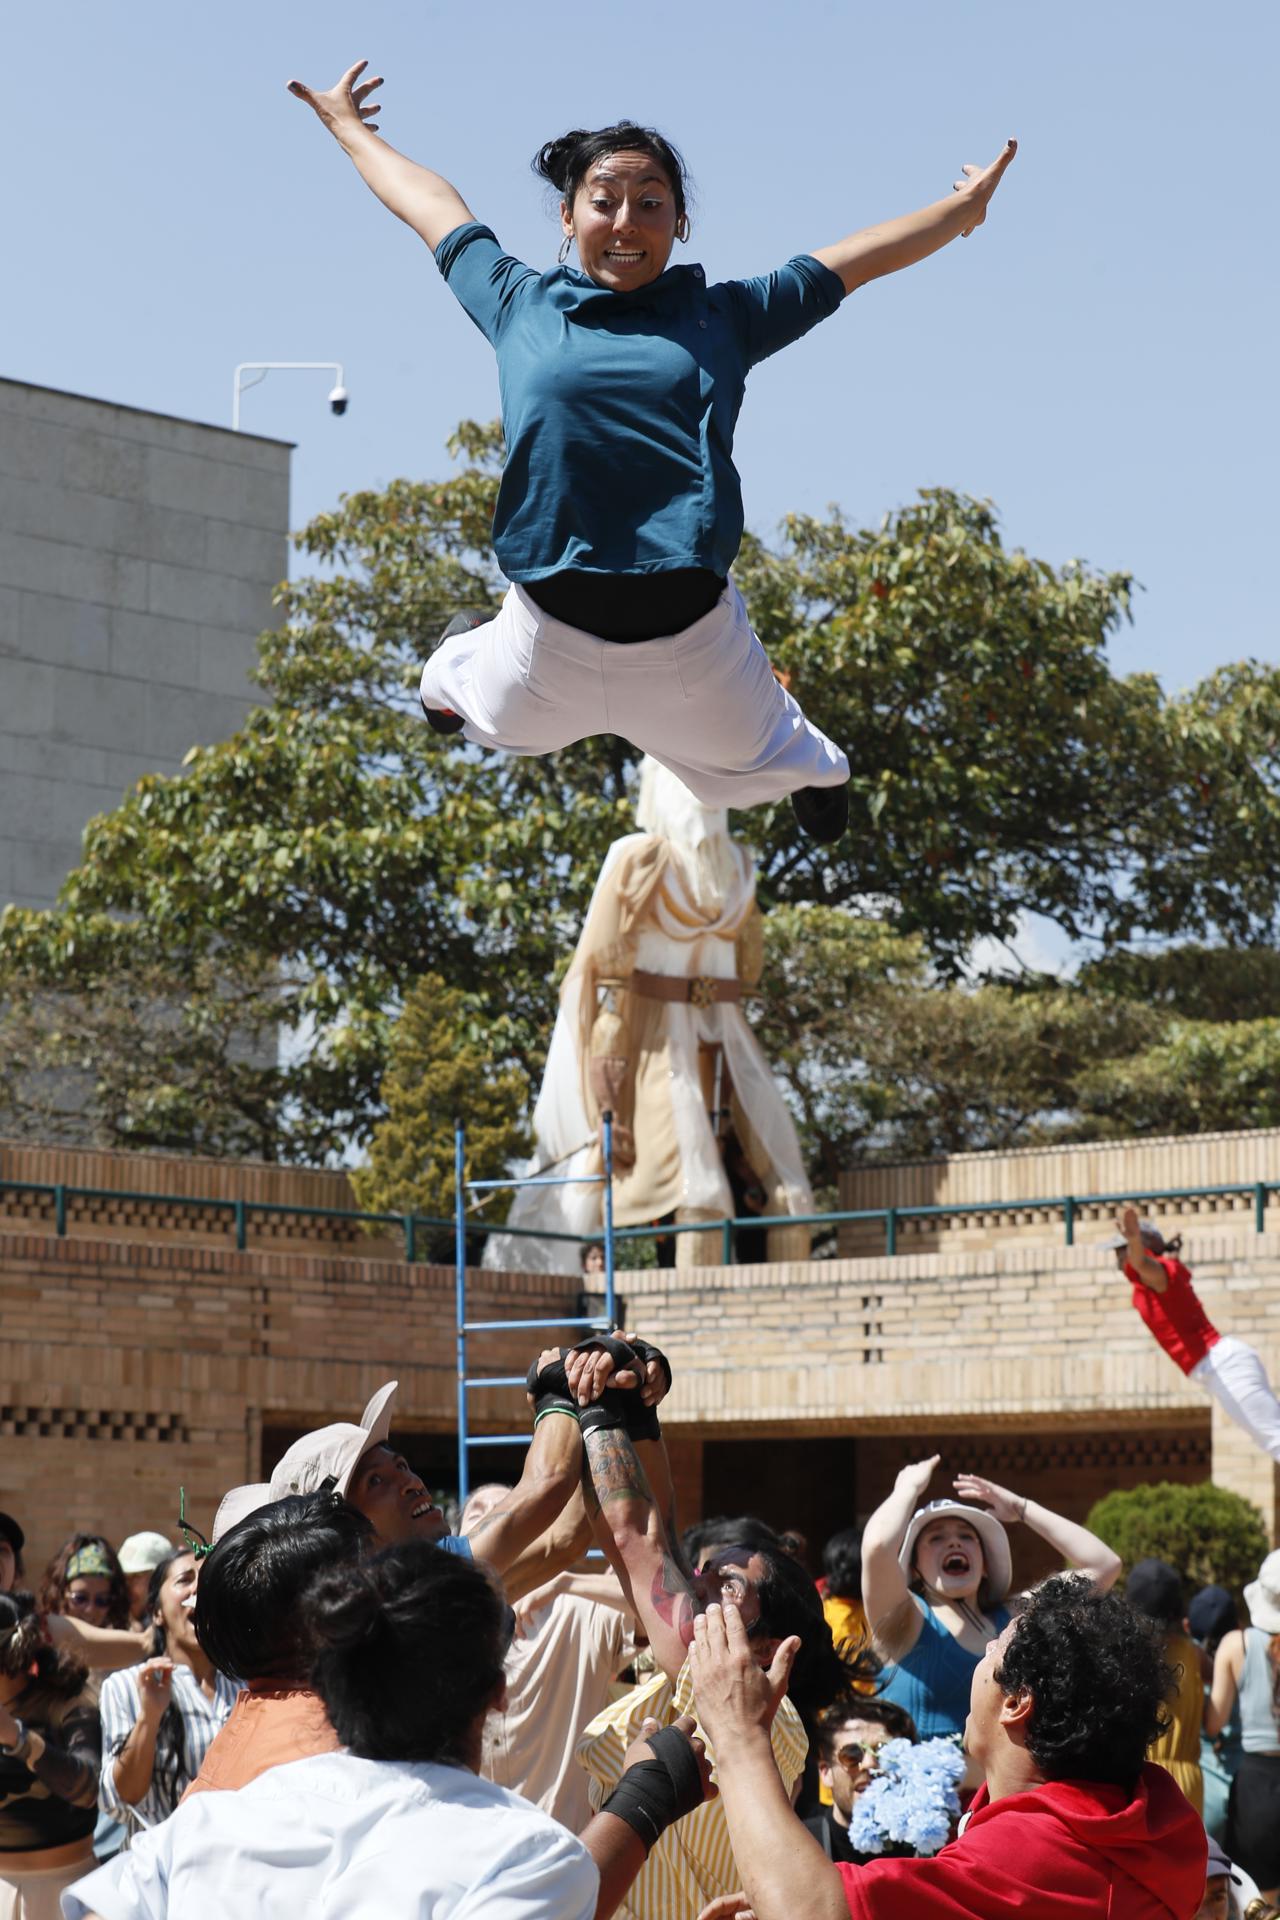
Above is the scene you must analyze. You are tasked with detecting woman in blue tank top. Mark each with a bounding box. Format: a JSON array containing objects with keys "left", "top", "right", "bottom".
[
  {"left": 1206, "top": 1550, "right": 1280, "bottom": 1900},
  {"left": 861, "top": 1457, "right": 1122, "bottom": 1751},
  {"left": 287, "top": 62, "right": 1016, "bottom": 846}
]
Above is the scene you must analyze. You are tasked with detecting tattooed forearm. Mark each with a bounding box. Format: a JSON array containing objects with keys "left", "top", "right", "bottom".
[{"left": 583, "top": 1424, "right": 655, "bottom": 1511}]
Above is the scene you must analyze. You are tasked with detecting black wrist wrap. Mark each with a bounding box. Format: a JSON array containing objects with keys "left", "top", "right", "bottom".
[
  {"left": 526, "top": 1351, "right": 576, "bottom": 1422},
  {"left": 600, "top": 1724, "right": 705, "bottom": 1851},
  {"left": 570, "top": 1335, "right": 637, "bottom": 1438},
  {"left": 622, "top": 1337, "right": 672, "bottom": 1443}
]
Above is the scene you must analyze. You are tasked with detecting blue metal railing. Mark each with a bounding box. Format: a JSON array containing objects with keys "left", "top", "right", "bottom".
[
  {"left": 454, "top": 1116, "right": 618, "bottom": 1508},
  {"left": 1, "top": 1174, "right": 1275, "bottom": 1267}
]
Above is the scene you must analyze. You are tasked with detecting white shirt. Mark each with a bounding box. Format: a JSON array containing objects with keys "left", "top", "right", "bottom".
[
  {"left": 482, "top": 1592, "right": 632, "bottom": 1832},
  {"left": 63, "top": 1750, "right": 599, "bottom": 1920}
]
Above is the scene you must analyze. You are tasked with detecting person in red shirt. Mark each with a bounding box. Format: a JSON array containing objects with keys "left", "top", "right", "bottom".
[
  {"left": 1113, "top": 1205, "right": 1280, "bottom": 1462},
  {"left": 688, "top": 1572, "right": 1206, "bottom": 1920}
]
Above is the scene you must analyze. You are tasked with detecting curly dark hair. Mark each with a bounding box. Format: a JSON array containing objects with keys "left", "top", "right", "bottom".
[
  {"left": 38, "top": 1534, "right": 130, "bottom": 1629},
  {"left": 993, "top": 1575, "right": 1175, "bottom": 1788},
  {"left": 0, "top": 1591, "right": 87, "bottom": 1700}
]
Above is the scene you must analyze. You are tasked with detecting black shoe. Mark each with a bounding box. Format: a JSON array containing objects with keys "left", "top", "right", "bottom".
[
  {"left": 790, "top": 780, "right": 849, "bottom": 844},
  {"left": 420, "top": 609, "right": 490, "bottom": 735}
]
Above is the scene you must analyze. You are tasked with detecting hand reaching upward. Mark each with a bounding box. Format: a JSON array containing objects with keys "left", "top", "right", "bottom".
[
  {"left": 953, "top": 138, "right": 1018, "bottom": 236},
  {"left": 288, "top": 60, "right": 384, "bottom": 140}
]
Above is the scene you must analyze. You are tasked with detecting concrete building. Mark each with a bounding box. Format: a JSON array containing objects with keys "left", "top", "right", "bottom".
[
  {"left": 1, "top": 1126, "right": 1277, "bottom": 1577},
  {"left": 0, "top": 378, "right": 290, "bottom": 912}
]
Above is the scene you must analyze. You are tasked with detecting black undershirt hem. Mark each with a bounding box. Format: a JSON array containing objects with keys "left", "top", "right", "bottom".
[{"left": 524, "top": 568, "right": 726, "bottom": 643}]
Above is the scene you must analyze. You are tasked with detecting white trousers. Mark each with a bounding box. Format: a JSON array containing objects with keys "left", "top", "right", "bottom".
[
  {"left": 419, "top": 581, "right": 850, "bottom": 809},
  {"left": 1192, "top": 1336, "right": 1280, "bottom": 1462}
]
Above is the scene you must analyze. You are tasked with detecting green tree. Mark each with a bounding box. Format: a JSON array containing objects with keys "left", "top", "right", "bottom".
[
  {"left": 1085, "top": 1481, "right": 1268, "bottom": 1596},
  {"left": 349, "top": 973, "right": 530, "bottom": 1250},
  {"left": 2, "top": 423, "right": 1277, "bottom": 1163}
]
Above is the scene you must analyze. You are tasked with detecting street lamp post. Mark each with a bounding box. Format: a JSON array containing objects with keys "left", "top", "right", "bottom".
[{"left": 231, "top": 361, "right": 348, "bottom": 431}]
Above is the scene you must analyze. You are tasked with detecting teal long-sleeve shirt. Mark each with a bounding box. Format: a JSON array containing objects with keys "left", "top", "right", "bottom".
[{"left": 434, "top": 222, "right": 845, "bottom": 584}]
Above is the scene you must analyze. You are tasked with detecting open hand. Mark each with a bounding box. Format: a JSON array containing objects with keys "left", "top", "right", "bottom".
[
  {"left": 895, "top": 1454, "right": 941, "bottom": 1504},
  {"left": 1117, "top": 1204, "right": 1142, "bottom": 1243},
  {"left": 954, "top": 1473, "right": 1023, "bottom": 1524},
  {"left": 688, "top": 1602, "right": 798, "bottom": 1748},
  {"left": 953, "top": 138, "right": 1017, "bottom": 236},
  {"left": 287, "top": 60, "right": 384, "bottom": 138}
]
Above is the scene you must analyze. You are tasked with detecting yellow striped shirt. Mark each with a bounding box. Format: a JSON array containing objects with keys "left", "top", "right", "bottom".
[{"left": 577, "top": 1657, "right": 808, "bottom": 1920}]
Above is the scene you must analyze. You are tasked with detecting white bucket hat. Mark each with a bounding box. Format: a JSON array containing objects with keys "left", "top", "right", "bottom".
[
  {"left": 1103, "top": 1219, "right": 1164, "bottom": 1252},
  {"left": 1244, "top": 1551, "right": 1280, "bottom": 1634},
  {"left": 268, "top": 1382, "right": 398, "bottom": 1502},
  {"left": 210, "top": 1484, "right": 274, "bottom": 1546},
  {"left": 898, "top": 1500, "right": 1013, "bottom": 1603}
]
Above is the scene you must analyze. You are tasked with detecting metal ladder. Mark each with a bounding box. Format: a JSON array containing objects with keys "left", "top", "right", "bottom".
[{"left": 454, "top": 1114, "right": 617, "bottom": 1506}]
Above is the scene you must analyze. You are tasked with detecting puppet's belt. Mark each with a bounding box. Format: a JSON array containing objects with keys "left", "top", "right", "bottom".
[{"left": 630, "top": 970, "right": 742, "bottom": 1010}]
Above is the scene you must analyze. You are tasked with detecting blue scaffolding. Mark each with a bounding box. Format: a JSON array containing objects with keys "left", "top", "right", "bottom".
[{"left": 454, "top": 1113, "right": 617, "bottom": 1506}]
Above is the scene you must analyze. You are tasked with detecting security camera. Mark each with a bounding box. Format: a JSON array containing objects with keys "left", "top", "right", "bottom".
[{"left": 328, "top": 385, "right": 349, "bottom": 416}]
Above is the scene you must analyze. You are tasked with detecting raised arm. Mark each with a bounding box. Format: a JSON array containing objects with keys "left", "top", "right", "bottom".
[
  {"left": 287, "top": 60, "right": 474, "bottom": 250},
  {"left": 582, "top": 1423, "right": 696, "bottom": 1683},
  {"left": 952, "top": 1473, "right": 1122, "bottom": 1590},
  {"left": 460, "top": 1393, "right": 585, "bottom": 1588},
  {"left": 861, "top": 1454, "right": 939, "bottom": 1657},
  {"left": 1116, "top": 1205, "right": 1170, "bottom": 1293},
  {"left": 812, "top": 140, "right": 1016, "bottom": 296}
]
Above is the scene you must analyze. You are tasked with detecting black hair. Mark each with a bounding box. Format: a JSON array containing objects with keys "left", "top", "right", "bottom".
[
  {"left": 304, "top": 1540, "right": 507, "bottom": 1763},
  {"left": 38, "top": 1534, "right": 130, "bottom": 1629},
  {"left": 0, "top": 1591, "right": 86, "bottom": 1701},
  {"left": 195, "top": 1492, "right": 372, "bottom": 1683},
  {"left": 682, "top": 1515, "right": 781, "bottom": 1570},
  {"left": 533, "top": 123, "right": 692, "bottom": 223},
  {"left": 822, "top": 1525, "right": 865, "bottom": 1601},
  {"left": 754, "top": 1544, "right": 861, "bottom": 1722},
  {"left": 993, "top": 1574, "right": 1175, "bottom": 1789},
  {"left": 813, "top": 1694, "right": 917, "bottom": 1757}
]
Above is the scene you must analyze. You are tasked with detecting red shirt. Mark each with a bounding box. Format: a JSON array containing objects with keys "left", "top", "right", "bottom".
[
  {"left": 837, "top": 1765, "right": 1205, "bottom": 1920},
  {"left": 1128, "top": 1256, "right": 1219, "bottom": 1375}
]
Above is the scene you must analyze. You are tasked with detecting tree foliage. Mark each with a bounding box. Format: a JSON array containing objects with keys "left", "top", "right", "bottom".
[
  {"left": 348, "top": 974, "right": 529, "bottom": 1250},
  {"left": 1085, "top": 1480, "right": 1268, "bottom": 1598},
  {"left": 1, "top": 421, "right": 1277, "bottom": 1165}
]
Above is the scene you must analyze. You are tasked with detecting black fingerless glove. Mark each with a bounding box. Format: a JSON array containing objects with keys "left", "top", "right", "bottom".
[
  {"left": 600, "top": 1724, "right": 706, "bottom": 1852},
  {"left": 569, "top": 1334, "right": 637, "bottom": 1438},
  {"left": 525, "top": 1351, "right": 578, "bottom": 1426},
  {"left": 621, "top": 1337, "right": 672, "bottom": 1444}
]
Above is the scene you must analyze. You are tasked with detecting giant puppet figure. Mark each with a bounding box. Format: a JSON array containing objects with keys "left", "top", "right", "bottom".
[{"left": 484, "top": 758, "right": 812, "bottom": 1273}]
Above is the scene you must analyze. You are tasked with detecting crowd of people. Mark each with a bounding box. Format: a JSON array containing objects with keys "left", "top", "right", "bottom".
[{"left": 0, "top": 1212, "right": 1274, "bottom": 1917}]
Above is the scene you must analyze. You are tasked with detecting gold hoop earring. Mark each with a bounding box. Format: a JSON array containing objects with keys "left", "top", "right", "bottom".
[
  {"left": 558, "top": 234, "right": 573, "bottom": 265},
  {"left": 676, "top": 217, "right": 690, "bottom": 244}
]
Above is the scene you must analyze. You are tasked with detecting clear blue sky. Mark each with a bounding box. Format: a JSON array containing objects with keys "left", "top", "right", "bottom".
[{"left": 9, "top": 0, "right": 1277, "bottom": 696}]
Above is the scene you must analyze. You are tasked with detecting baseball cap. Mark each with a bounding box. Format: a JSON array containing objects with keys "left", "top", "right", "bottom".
[
  {"left": 268, "top": 1382, "right": 398, "bottom": 1502},
  {"left": 118, "top": 1531, "right": 174, "bottom": 1576}
]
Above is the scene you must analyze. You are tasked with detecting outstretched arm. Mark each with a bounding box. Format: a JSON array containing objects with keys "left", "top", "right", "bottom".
[
  {"left": 861, "top": 1455, "right": 938, "bottom": 1658},
  {"left": 813, "top": 140, "right": 1016, "bottom": 295},
  {"left": 1116, "top": 1205, "right": 1170, "bottom": 1294},
  {"left": 288, "top": 60, "right": 474, "bottom": 250},
  {"left": 953, "top": 1473, "right": 1122, "bottom": 1590},
  {"left": 462, "top": 1405, "right": 585, "bottom": 1586}
]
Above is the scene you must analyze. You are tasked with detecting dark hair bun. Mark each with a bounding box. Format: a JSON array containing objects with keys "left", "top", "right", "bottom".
[
  {"left": 304, "top": 1564, "right": 386, "bottom": 1654},
  {"left": 535, "top": 131, "right": 593, "bottom": 194}
]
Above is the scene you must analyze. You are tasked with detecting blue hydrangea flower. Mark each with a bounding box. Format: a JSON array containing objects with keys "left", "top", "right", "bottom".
[{"left": 848, "top": 1736, "right": 965, "bottom": 1857}]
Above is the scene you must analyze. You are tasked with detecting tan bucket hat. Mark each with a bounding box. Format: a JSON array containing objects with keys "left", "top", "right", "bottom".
[{"left": 267, "top": 1381, "right": 398, "bottom": 1502}]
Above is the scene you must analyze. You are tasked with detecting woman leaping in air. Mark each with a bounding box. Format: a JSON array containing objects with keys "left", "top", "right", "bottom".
[{"left": 288, "top": 64, "right": 1016, "bottom": 843}]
